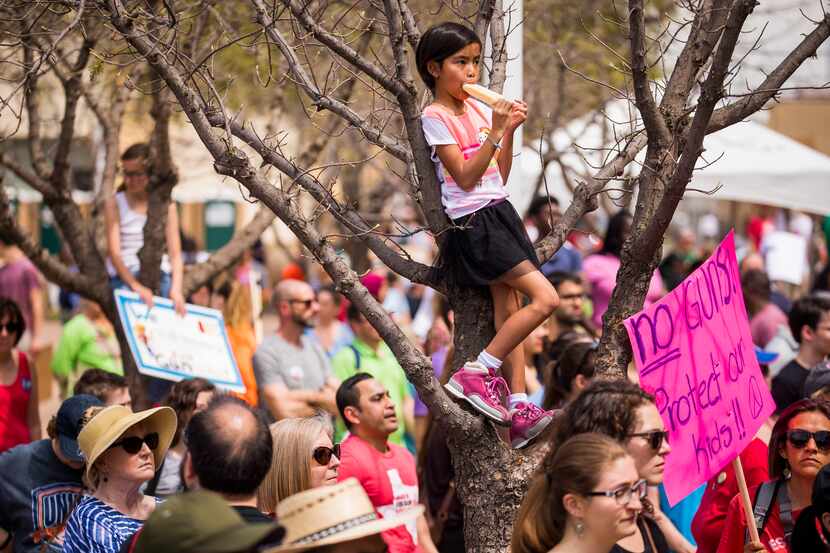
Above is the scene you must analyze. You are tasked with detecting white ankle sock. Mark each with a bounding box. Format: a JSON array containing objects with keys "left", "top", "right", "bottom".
[
  {"left": 477, "top": 350, "right": 502, "bottom": 371},
  {"left": 509, "top": 393, "right": 528, "bottom": 410}
]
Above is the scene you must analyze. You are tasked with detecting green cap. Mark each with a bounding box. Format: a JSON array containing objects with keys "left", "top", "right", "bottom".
[{"left": 126, "top": 491, "right": 285, "bottom": 553}]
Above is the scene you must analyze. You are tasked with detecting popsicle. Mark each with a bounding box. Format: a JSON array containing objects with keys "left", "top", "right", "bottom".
[{"left": 462, "top": 83, "right": 510, "bottom": 106}]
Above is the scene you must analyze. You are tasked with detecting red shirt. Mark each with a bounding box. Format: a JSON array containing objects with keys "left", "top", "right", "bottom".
[
  {"left": 692, "top": 438, "right": 769, "bottom": 553},
  {"left": 0, "top": 351, "right": 32, "bottom": 452},
  {"left": 716, "top": 481, "right": 801, "bottom": 553},
  {"left": 337, "top": 435, "right": 421, "bottom": 553}
]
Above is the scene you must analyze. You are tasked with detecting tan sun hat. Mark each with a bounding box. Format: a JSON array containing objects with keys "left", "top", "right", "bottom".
[
  {"left": 78, "top": 405, "right": 177, "bottom": 482},
  {"left": 263, "top": 478, "right": 424, "bottom": 553}
]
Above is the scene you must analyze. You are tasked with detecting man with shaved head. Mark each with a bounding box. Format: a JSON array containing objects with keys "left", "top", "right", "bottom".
[
  {"left": 183, "top": 395, "right": 274, "bottom": 522},
  {"left": 253, "top": 279, "right": 338, "bottom": 420}
]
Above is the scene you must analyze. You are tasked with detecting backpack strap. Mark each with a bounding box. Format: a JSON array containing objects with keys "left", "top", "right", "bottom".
[
  {"left": 348, "top": 344, "right": 361, "bottom": 370},
  {"left": 777, "top": 478, "right": 794, "bottom": 543},
  {"left": 746, "top": 479, "right": 780, "bottom": 545}
]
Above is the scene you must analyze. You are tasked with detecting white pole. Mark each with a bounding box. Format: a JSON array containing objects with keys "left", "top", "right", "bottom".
[{"left": 489, "top": 1, "right": 528, "bottom": 215}]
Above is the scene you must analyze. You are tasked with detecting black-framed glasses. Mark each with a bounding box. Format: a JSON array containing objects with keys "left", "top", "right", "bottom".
[
  {"left": 586, "top": 479, "right": 647, "bottom": 505},
  {"left": 312, "top": 444, "right": 341, "bottom": 466},
  {"left": 0, "top": 322, "right": 20, "bottom": 334},
  {"left": 289, "top": 299, "right": 315, "bottom": 309},
  {"left": 628, "top": 430, "right": 669, "bottom": 451},
  {"left": 108, "top": 432, "right": 159, "bottom": 455},
  {"left": 787, "top": 429, "right": 830, "bottom": 451}
]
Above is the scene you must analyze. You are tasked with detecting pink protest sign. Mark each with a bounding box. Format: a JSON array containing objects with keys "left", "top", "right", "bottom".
[{"left": 624, "top": 230, "right": 775, "bottom": 505}]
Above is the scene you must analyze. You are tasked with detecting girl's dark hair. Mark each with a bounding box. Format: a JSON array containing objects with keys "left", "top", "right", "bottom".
[
  {"left": 164, "top": 377, "right": 217, "bottom": 448},
  {"left": 416, "top": 22, "right": 481, "bottom": 91},
  {"left": 512, "top": 433, "right": 628, "bottom": 553},
  {"left": 0, "top": 297, "right": 25, "bottom": 346},
  {"left": 550, "top": 379, "right": 654, "bottom": 450},
  {"left": 542, "top": 340, "right": 597, "bottom": 410},
  {"left": 599, "top": 210, "right": 632, "bottom": 258},
  {"left": 769, "top": 399, "right": 830, "bottom": 479},
  {"left": 121, "top": 142, "right": 150, "bottom": 161}
]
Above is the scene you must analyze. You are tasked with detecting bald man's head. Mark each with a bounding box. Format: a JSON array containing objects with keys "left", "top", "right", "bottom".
[
  {"left": 274, "top": 279, "right": 318, "bottom": 329},
  {"left": 185, "top": 395, "right": 273, "bottom": 496}
]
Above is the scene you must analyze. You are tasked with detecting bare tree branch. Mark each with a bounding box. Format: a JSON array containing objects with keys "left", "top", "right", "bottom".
[
  {"left": 629, "top": 0, "right": 671, "bottom": 145},
  {"left": 251, "top": 0, "right": 413, "bottom": 163}
]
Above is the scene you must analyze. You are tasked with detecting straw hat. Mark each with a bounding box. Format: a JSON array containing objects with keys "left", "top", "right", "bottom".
[
  {"left": 78, "top": 405, "right": 177, "bottom": 481},
  {"left": 263, "top": 478, "right": 423, "bottom": 552}
]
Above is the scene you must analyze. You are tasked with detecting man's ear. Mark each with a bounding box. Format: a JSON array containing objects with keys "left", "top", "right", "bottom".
[
  {"left": 802, "top": 324, "right": 815, "bottom": 344},
  {"left": 183, "top": 450, "right": 200, "bottom": 490},
  {"left": 344, "top": 405, "right": 361, "bottom": 427},
  {"left": 822, "top": 512, "right": 830, "bottom": 534}
]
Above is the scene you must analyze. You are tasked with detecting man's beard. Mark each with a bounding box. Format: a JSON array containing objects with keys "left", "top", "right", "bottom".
[
  {"left": 292, "top": 313, "right": 315, "bottom": 329},
  {"left": 556, "top": 312, "right": 582, "bottom": 327}
]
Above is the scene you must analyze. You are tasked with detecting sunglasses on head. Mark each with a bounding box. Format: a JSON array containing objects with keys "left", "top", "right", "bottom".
[
  {"left": 628, "top": 430, "right": 670, "bottom": 451},
  {"left": 787, "top": 429, "right": 830, "bottom": 450},
  {"left": 312, "top": 444, "right": 341, "bottom": 466},
  {"left": 0, "top": 322, "right": 20, "bottom": 334},
  {"left": 108, "top": 432, "right": 159, "bottom": 455}
]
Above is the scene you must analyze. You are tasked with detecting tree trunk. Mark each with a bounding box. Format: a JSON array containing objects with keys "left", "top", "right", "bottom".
[{"left": 444, "top": 285, "right": 549, "bottom": 552}]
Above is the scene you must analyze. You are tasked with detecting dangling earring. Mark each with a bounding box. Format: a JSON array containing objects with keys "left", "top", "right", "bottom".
[
  {"left": 783, "top": 465, "right": 792, "bottom": 480},
  {"left": 574, "top": 519, "right": 585, "bottom": 537}
]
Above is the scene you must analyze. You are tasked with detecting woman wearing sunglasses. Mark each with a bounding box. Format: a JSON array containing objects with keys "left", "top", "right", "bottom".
[
  {"left": 63, "top": 404, "right": 176, "bottom": 553},
  {"left": 716, "top": 399, "right": 830, "bottom": 553},
  {"left": 257, "top": 416, "right": 340, "bottom": 515},
  {"left": 0, "top": 297, "right": 41, "bottom": 453},
  {"left": 546, "top": 379, "right": 693, "bottom": 553},
  {"left": 513, "top": 433, "right": 645, "bottom": 553}
]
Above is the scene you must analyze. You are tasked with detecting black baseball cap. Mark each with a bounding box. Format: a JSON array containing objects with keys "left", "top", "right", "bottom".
[
  {"left": 803, "top": 361, "right": 830, "bottom": 399},
  {"left": 56, "top": 394, "right": 103, "bottom": 462},
  {"left": 814, "top": 464, "right": 830, "bottom": 514}
]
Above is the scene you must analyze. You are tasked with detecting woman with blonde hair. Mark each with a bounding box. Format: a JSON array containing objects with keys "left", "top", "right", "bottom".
[
  {"left": 257, "top": 416, "right": 340, "bottom": 514},
  {"left": 512, "top": 433, "right": 644, "bottom": 553},
  {"left": 215, "top": 278, "right": 259, "bottom": 406}
]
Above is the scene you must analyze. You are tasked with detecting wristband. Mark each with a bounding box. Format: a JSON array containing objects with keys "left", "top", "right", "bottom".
[{"left": 487, "top": 136, "right": 502, "bottom": 150}]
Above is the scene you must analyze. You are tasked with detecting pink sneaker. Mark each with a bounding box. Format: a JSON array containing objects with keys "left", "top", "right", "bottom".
[
  {"left": 510, "top": 402, "right": 555, "bottom": 448},
  {"left": 444, "top": 362, "right": 511, "bottom": 426}
]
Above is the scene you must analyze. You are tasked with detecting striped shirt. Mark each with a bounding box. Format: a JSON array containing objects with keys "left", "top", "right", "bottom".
[{"left": 62, "top": 496, "right": 159, "bottom": 553}]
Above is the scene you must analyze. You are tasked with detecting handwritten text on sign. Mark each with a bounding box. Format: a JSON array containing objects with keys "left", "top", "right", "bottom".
[{"left": 624, "top": 230, "right": 775, "bottom": 505}]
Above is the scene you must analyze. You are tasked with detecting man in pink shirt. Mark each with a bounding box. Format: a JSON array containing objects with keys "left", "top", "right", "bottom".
[
  {"left": 336, "top": 373, "right": 438, "bottom": 553},
  {"left": 743, "top": 269, "right": 788, "bottom": 348}
]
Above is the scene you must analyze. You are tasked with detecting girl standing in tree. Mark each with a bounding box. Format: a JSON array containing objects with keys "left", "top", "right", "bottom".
[{"left": 416, "top": 23, "right": 559, "bottom": 448}]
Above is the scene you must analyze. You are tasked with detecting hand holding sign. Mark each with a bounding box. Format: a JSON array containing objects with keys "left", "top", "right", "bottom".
[{"left": 624, "top": 230, "right": 775, "bottom": 506}]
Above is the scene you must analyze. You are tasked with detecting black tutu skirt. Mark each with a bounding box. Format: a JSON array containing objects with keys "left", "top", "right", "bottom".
[{"left": 437, "top": 199, "right": 540, "bottom": 287}]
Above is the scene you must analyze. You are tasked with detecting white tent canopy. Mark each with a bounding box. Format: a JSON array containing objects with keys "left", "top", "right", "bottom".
[{"left": 521, "top": 100, "right": 830, "bottom": 216}]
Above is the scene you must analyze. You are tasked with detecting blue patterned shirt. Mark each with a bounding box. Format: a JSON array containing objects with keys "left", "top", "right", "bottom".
[{"left": 62, "top": 496, "right": 158, "bottom": 553}]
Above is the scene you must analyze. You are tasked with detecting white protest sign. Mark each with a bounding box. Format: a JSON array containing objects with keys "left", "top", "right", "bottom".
[{"left": 114, "top": 289, "right": 245, "bottom": 392}]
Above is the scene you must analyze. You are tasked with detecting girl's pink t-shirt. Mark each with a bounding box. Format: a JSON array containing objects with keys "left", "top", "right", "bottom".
[{"left": 421, "top": 99, "right": 508, "bottom": 220}]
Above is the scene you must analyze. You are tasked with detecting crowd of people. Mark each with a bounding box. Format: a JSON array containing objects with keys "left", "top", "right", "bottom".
[{"left": 3, "top": 19, "right": 830, "bottom": 553}]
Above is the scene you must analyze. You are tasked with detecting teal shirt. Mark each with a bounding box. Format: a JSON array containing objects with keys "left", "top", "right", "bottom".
[{"left": 331, "top": 339, "right": 412, "bottom": 447}]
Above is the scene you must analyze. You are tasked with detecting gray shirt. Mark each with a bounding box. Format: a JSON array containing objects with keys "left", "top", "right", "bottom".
[{"left": 253, "top": 333, "right": 332, "bottom": 400}]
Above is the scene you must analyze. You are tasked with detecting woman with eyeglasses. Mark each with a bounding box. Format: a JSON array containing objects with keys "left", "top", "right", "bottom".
[
  {"left": 63, "top": 405, "right": 176, "bottom": 553},
  {"left": 716, "top": 399, "right": 830, "bottom": 553},
  {"left": 547, "top": 379, "right": 692, "bottom": 553},
  {"left": 0, "top": 297, "right": 41, "bottom": 453},
  {"left": 513, "top": 433, "right": 645, "bottom": 553},
  {"left": 257, "top": 416, "right": 340, "bottom": 515}
]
